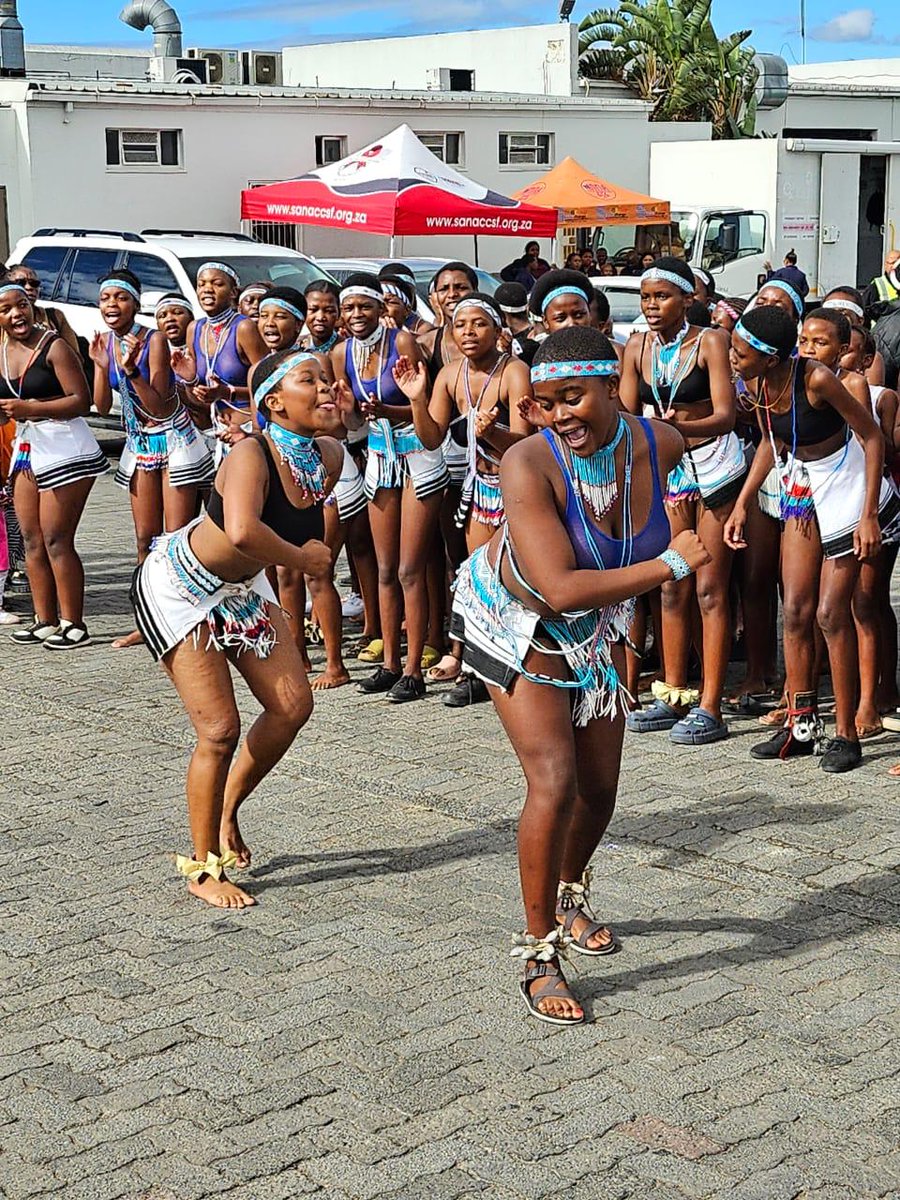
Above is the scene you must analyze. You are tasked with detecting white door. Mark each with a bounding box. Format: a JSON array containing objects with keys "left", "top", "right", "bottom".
[{"left": 818, "top": 153, "right": 860, "bottom": 296}]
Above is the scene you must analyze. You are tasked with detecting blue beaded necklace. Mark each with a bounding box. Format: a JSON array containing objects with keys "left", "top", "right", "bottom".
[
  {"left": 561, "top": 415, "right": 626, "bottom": 523},
  {"left": 267, "top": 421, "right": 327, "bottom": 501}
]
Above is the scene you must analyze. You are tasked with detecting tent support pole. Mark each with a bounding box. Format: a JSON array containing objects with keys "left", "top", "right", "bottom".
[
  {"left": 473, "top": 235, "right": 479, "bottom": 267},
  {"left": 389, "top": 234, "right": 395, "bottom": 257}
]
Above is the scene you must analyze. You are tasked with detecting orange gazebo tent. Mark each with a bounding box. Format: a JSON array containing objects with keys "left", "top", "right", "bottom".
[{"left": 511, "top": 156, "right": 670, "bottom": 227}]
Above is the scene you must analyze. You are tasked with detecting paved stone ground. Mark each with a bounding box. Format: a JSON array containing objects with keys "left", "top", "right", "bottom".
[{"left": 2, "top": 464, "right": 899, "bottom": 1200}]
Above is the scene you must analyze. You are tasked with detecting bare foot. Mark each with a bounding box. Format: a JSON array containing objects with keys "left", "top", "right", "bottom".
[
  {"left": 113, "top": 629, "right": 144, "bottom": 649},
  {"left": 311, "top": 668, "right": 351, "bottom": 691},
  {"left": 187, "top": 874, "right": 256, "bottom": 908},
  {"left": 220, "top": 816, "right": 251, "bottom": 868}
]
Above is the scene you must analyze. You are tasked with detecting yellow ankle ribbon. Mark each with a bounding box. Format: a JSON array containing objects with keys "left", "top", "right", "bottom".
[
  {"left": 651, "top": 680, "right": 700, "bottom": 707},
  {"left": 174, "top": 850, "right": 238, "bottom": 881}
]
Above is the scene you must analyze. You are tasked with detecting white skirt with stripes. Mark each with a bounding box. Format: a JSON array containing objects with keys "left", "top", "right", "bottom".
[
  {"left": 805, "top": 436, "right": 900, "bottom": 559},
  {"left": 326, "top": 444, "right": 367, "bottom": 523},
  {"left": 11, "top": 417, "right": 109, "bottom": 492}
]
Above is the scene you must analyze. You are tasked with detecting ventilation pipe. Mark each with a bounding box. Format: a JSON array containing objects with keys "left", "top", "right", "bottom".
[
  {"left": 119, "top": 0, "right": 183, "bottom": 58},
  {"left": 0, "top": 1, "right": 26, "bottom": 77}
]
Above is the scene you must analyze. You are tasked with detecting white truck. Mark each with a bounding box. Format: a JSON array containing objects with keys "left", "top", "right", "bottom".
[{"left": 647, "top": 138, "right": 900, "bottom": 301}]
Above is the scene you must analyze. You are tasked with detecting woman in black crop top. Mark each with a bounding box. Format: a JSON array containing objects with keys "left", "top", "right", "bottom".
[
  {"left": 0, "top": 280, "right": 108, "bottom": 650},
  {"left": 619, "top": 257, "right": 742, "bottom": 747},
  {"left": 130, "top": 349, "right": 342, "bottom": 910},
  {"left": 726, "top": 305, "right": 896, "bottom": 775}
]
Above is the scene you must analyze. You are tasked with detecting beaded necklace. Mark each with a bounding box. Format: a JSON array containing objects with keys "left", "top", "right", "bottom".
[
  {"left": 311, "top": 330, "right": 340, "bottom": 354},
  {"left": 557, "top": 416, "right": 627, "bottom": 525},
  {"left": 201, "top": 308, "right": 239, "bottom": 382},
  {"left": 649, "top": 322, "right": 702, "bottom": 418},
  {"left": 267, "top": 421, "right": 327, "bottom": 501},
  {"left": 349, "top": 328, "right": 386, "bottom": 403}
]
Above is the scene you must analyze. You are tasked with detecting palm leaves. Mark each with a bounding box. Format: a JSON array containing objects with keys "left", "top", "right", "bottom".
[{"left": 579, "top": 0, "right": 758, "bottom": 137}]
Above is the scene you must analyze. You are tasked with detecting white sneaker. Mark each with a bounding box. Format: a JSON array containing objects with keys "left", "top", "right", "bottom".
[
  {"left": 341, "top": 592, "right": 364, "bottom": 619},
  {"left": 0, "top": 608, "right": 21, "bottom": 625}
]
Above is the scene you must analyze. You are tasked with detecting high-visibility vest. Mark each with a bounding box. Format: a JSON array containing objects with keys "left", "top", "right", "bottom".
[{"left": 874, "top": 274, "right": 899, "bottom": 303}]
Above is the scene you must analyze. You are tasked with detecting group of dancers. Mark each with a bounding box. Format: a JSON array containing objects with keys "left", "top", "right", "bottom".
[{"left": 1, "top": 250, "right": 897, "bottom": 1026}]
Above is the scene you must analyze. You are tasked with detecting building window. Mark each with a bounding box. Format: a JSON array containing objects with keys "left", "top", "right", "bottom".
[
  {"left": 106, "top": 128, "right": 182, "bottom": 169},
  {"left": 414, "top": 132, "right": 464, "bottom": 167},
  {"left": 498, "top": 133, "right": 553, "bottom": 167},
  {"left": 315, "top": 135, "right": 347, "bottom": 167}
]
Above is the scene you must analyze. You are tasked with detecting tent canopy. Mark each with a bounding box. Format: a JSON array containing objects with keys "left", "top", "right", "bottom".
[
  {"left": 511, "top": 156, "right": 670, "bottom": 228},
  {"left": 241, "top": 124, "right": 558, "bottom": 239}
]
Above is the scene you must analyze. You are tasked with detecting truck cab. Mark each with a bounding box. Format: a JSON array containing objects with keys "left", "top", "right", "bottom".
[{"left": 675, "top": 205, "right": 770, "bottom": 298}]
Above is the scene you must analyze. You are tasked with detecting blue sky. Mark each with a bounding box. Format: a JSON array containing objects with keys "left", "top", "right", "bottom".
[{"left": 19, "top": 0, "right": 900, "bottom": 62}]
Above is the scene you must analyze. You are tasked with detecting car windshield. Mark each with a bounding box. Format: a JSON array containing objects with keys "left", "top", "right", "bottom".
[
  {"left": 180, "top": 254, "right": 335, "bottom": 292},
  {"left": 597, "top": 286, "right": 644, "bottom": 324},
  {"left": 669, "top": 211, "right": 699, "bottom": 261}
]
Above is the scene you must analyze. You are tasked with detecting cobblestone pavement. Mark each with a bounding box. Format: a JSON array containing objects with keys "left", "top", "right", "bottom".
[{"left": 2, "top": 465, "right": 899, "bottom": 1200}]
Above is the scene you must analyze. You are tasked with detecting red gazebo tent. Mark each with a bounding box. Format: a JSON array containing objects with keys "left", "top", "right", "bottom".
[{"left": 241, "top": 124, "right": 558, "bottom": 246}]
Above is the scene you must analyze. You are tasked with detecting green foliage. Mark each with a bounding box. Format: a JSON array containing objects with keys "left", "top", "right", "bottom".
[{"left": 578, "top": 0, "right": 759, "bottom": 138}]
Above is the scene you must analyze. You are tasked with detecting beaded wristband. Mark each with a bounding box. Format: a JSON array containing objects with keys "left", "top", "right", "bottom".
[{"left": 658, "top": 548, "right": 693, "bottom": 582}]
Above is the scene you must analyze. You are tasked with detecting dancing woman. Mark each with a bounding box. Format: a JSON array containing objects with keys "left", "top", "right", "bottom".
[
  {"left": 130, "top": 350, "right": 341, "bottom": 905},
  {"left": 725, "top": 305, "right": 899, "bottom": 772},
  {"left": 0, "top": 280, "right": 108, "bottom": 648},
  {"left": 254, "top": 289, "right": 356, "bottom": 689},
  {"left": 393, "top": 292, "right": 531, "bottom": 705},
  {"left": 91, "top": 271, "right": 213, "bottom": 648},
  {"left": 332, "top": 274, "right": 447, "bottom": 701},
  {"left": 619, "top": 256, "right": 742, "bottom": 745},
  {"left": 451, "top": 327, "right": 707, "bottom": 1024},
  {"left": 172, "top": 262, "right": 267, "bottom": 459}
]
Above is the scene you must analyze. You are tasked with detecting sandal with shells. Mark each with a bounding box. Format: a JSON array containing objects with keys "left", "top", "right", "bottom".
[
  {"left": 510, "top": 929, "right": 584, "bottom": 1026},
  {"left": 557, "top": 868, "right": 619, "bottom": 956}
]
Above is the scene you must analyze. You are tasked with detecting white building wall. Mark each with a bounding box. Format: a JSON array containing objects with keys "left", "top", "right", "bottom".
[
  {"left": 2, "top": 86, "right": 705, "bottom": 270},
  {"left": 283, "top": 26, "right": 580, "bottom": 97},
  {"left": 25, "top": 46, "right": 150, "bottom": 81}
]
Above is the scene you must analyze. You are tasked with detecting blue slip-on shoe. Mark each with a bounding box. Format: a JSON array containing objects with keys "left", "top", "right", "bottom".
[
  {"left": 625, "top": 698, "right": 682, "bottom": 733},
  {"left": 669, "top": 706, "right": 729, "bottom": 745}
]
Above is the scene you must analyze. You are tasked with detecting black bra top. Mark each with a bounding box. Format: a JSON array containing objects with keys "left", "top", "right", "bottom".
[
  {"left": 637, "top": 332, "right": 711, "bottom": 409},
  {"left": 0, "top": 335, "right": 63, "bottom": 400},
  {"left": 768, "top": 361, "right": 846, "bottom": 447},
  {"left": 208, "top": 436, "right": 325, "bottom": 547}
]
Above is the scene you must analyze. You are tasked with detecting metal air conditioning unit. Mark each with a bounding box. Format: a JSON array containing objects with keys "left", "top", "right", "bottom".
[
  {"left": 187, "top": 47, "right": 242, "bottom": 86},
  {"left": 243, "top": 50, "right": 282, "bottom": 87},
  {"left": 148, "top": 55, "right": 208, "bottom": 83}
]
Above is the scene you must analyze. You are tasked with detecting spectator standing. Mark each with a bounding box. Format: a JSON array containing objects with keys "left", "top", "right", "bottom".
[{"left": 863, "top": 251, "right": 900, "bottom": 323}]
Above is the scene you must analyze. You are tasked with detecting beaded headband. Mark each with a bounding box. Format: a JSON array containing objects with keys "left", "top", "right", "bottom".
[
  {"left": 0, "top": 282, "right": 29, "bottom": 299},
  {"left": 155, "top": 294, "right": 192, "bottom": 316},
  {"left": 540, "top": 285, "right": 589, "bottom": 315},
  {"left": 99, "top": 277, "right": 140, "bottom": 303},
  {"left": 760, "top": 278, "right": 803, "bottom": 317},
  {"left": 198, "top": 261, "right": 240, "bottom": 285},
  {"left": 734, "top": 320, "right": 778, "bottom": 357},
  {"left": 239, "top": 285, "right": 268, "bottom": 301},
  {"left": 259, "top": 297, "right": 306, "bottom": 322},
  {"left": 253, "top": 352, "right": 319, "bottom": 409},
  {"left": 531, "top": 359, "right": 618, "bottom": 384},
  {"left": 823, "top": 297, "right": 863, "bottom": 319},
  {"left": 340, "top": 285, "right": 383, "bottom": 305},
  {"left": 454, "top": 297, "right": 501, "bottom": 325},
  {"left": 380, "top": 281, "right": 413, "bottom": 304},
  {"left": 641, "top": 267, "right": 694, "bottom": 295},
  {"left": 693, "top": 268, "right": 712, "bottom": 288},
  {"left": 498, "top": 302, "right": 527, "bottom": 314}
]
